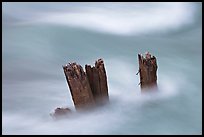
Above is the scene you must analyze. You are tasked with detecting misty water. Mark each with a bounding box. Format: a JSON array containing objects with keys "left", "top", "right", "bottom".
[{"left": 2, "top": 2, "right": 202, "bottom": 135}]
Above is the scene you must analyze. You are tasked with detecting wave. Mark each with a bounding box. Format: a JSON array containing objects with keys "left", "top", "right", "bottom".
[
  {"left": 3, "top": 3, "right": 196, "bottom": 35},
  {"left": 24, "top": 2, "right": 196, "bottom": 35}
]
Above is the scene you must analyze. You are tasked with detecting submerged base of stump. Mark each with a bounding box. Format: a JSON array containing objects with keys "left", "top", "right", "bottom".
[
  {"left": 63, "top": 58, "right": 109, "bottom": 111},
  {"left": 138, "top": 52, "right": 158, "bottom": 91},
  {"left": 50, "top": 107, "right": 72, "bottom": 119}
]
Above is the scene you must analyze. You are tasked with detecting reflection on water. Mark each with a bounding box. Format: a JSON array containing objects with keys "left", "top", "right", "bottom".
[{"left": 2, "top": 2, "right": 202, "bottom": 135}]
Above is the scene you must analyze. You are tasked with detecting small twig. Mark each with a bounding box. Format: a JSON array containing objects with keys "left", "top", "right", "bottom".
[{"left": 136, "top": 69, "right": 140, "bottom": 75}]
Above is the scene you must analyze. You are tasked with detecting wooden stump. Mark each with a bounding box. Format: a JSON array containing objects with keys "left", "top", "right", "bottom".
[
  {"left": 138, "top": 52, "right": 158, "bottom": 90},
  {"left": 63, "top": 59, "right": 109, "bottom": 111},
  {"left": 85, "top": 59, "right": 109, "bottom": 105},
  {"left": 63, "top": 63, "right": 95, "bottom": 110}
]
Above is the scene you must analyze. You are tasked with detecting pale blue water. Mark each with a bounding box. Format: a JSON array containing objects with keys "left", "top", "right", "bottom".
[{"left": 2, "top": 2, "right": 202, "bottom": 135}]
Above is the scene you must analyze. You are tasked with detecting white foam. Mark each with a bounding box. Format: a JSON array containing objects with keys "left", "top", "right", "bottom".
[
  {"left": 106, "top": 58, "right": 183, "bottom": 104},
  {"left": 32, "top": 2, "right": 195, "bottom": 35}
]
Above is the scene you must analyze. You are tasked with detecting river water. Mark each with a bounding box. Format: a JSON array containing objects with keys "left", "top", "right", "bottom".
[{"left": 2, "top": 2, "right": 202, "bottom": 135}]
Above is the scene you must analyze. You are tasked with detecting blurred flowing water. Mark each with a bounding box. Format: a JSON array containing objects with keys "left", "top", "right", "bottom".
[{"left": 2, "top": 2, "right": 202, "bottom": 135}]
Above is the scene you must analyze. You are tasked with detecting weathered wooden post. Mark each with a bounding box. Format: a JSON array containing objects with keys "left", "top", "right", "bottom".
[
  {"left": 85, "top": 59, "right": 109, "bottom": 105},
  {"left": 138, "top": 52, "right": 158, "bottom": 91},
  {"left": 63, "top": 59, "right": 109, "bottom": 111},
  {"left": 63, "top": 63, "right": 95, "bottom": 111}
]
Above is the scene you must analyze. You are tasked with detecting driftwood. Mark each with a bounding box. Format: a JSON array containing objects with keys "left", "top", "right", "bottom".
[
  {"left": 138, "top": 52, "right": 158, "bottom": 90},
  {"left": 63, "top": 59, "right": 109, "bottom": 111}
]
